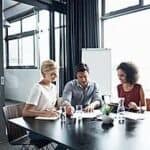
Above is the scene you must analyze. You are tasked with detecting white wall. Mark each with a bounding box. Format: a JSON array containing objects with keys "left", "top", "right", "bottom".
[{"left": 4, "top": 69, "right": 40, "bottom": 102}]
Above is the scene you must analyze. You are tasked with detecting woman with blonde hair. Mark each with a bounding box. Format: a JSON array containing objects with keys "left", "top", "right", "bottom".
[
  {"left": 23, "top": 59, "right": 59, "bottom": 117},
  {"left": 23, "top": 59, "right": 66, "bottom": 149}
]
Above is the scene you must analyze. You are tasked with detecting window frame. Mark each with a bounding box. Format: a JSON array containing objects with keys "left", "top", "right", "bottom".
[
  {"left": 102, "top": 0, "right": 150, "bottom": 20},
  {"left": 101, "top": 0, "right": 150, "bottom": 47},
  {"left": 6, "top": 9, "right": 39, "bottom": 69}
]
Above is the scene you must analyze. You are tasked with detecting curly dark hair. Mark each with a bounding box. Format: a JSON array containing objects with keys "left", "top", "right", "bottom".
[{"left": 117, "top": 62, "right": 139, "bottom": 84}]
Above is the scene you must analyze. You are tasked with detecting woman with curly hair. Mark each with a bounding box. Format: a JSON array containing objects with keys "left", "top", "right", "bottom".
[{"left": 117, "top": 62, "right": 146, "bottom": 110}]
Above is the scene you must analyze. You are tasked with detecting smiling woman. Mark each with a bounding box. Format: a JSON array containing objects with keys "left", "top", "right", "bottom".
[{"left": 116, "top": 62, "right": 146, "bottom": 111}]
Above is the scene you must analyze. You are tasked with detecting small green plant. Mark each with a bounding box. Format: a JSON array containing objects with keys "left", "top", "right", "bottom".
[{"left": 101, "top": 104, "right": 112, "bottom": 116}]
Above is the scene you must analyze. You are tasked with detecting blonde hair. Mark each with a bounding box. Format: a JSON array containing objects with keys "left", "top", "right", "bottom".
[{"left": 41, "top": 59, "right": 57, "bottom": 75}]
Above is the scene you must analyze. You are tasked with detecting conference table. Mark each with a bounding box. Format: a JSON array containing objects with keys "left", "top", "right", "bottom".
[{"left": 9, "top": 112, "right": 150, "bottom": 150}]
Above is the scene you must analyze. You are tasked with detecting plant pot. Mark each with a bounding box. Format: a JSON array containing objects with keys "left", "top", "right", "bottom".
[{"left": 102, "top": 115, "right": 114, "bottom": 125}]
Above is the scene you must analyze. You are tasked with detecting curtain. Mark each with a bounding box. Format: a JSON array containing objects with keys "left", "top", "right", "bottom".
[
  {"left": 66, "top": 0, "right": 99, "bottom": 78},
  {"left": 59, "top": 13, "right": 67, "bottom": 95},
  {"left": 49, "top": 11, "right": 55, "bottom": 60},
  {"left": 59, "top": 0, "right": 100, "bottom": 95}
]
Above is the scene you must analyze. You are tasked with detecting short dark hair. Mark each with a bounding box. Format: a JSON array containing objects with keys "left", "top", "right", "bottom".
[
  {"left": 76, "top": 63, "right": 89, "bottom": 73},
  {"left": 117, "top": 62, "right": 138, "bottom": 84}
]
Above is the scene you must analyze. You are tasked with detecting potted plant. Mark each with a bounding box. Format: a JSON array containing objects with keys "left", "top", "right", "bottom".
[{"left": 101, "top": 104, "right": 114, "bottom": 125}]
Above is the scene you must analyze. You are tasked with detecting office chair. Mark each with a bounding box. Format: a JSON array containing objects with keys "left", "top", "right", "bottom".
[
  {"left": 146, "top": 98, "right": 150, "bottom": 111},
  {"left": 2, "top": 103, "right": 55, "bottom": 150}
]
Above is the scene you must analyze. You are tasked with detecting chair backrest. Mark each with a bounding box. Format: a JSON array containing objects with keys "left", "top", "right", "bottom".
[
  {"left": 2, "top": 103, "right": 27, "bottom": 142},
  {"left": 146, "top": 98, "right": 150, "bottom": 111}
]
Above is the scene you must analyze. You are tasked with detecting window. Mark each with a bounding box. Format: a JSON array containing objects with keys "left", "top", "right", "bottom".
[
  {"left": 39, "top": 10, "right": 50, "bottom": 64},
  {"left": 144, "top": 0, "right": 150, "bottom": 5},
  {"left": 54, "top": 12, "right": 66, "bottom": 65},
  {"left": 8, "top": 21, "right": 21, "bottom": 35},
  {"left": 55, "top": 12, "right": 60, "bottom": 28},
  {"left": 22, "top": 15, "right": 37, "bottom": 32},
  {"left": 8, "top": 39, "right": 19, "bottom": 66},
  {"left": 6, "top": 10, "right": 53, "bottom": 68},
  {"left": 22, "top": 36, "right": 34, "bottom": 65},
  {"left": 104, "top": 9, "right": 150, "bottom": 97},
  {"left": 39, "top": 10, "right": 49, "bottom": 31},
  {"left": 6, "top": 11, "right": 38, "bottom": 68},
  {"left": 55, "top": 28, "right": 60, "bottom": 64},
  {"left": 105, "top": 0, "right": 139, "bottom": 13}
]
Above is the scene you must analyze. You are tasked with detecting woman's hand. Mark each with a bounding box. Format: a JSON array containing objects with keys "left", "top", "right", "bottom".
[
  {"left": 128, "top": 102, "right": 138, "bottom": 110},
  {"left": 44, "top": 108, "right": 59, "bottom": 117}
]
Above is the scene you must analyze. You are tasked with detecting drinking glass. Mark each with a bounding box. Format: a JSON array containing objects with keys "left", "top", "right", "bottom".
[
  {"left": 117, "top": 97, "right": 125, "bottom": 124},
  {"left": 76, "top": 105, "right": 83, "bottom": 121}
]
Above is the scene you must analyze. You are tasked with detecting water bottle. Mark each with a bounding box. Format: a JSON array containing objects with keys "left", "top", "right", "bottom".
[{"left": 117, "top": 97, "right": 125, "bottom": 124}]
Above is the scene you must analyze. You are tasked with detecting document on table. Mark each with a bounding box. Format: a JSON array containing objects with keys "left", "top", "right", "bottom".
[
  {"left": 72, "top": 110, "right": 102, "bottom": 119},
  {"left": 124, "top": 112, "right": 145, "bottom": 120},
  {"left": 35, "top": 116, "right": 59, "bottom": 120}
]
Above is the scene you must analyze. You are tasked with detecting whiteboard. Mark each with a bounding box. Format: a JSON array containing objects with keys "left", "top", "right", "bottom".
[{"left": 82, "top": 48, "right": 111, "bottom": 95}]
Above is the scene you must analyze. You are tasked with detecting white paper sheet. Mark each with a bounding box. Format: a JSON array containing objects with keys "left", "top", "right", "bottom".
[
  {"left": 124, "top": 112, "right": 145, "bottom": 120},
  {"left": 71, "top": 110, "right": 102, "bottom": 119}
]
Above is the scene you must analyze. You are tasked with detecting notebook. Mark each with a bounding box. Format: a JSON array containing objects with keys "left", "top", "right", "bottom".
[{"left": 35, "top": 116, "right": 59, "bottom": 120}]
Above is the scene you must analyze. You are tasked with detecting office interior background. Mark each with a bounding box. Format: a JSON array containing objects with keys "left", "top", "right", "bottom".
[{"left": 1, "top": 0, "right": 150, "bottom": 142}]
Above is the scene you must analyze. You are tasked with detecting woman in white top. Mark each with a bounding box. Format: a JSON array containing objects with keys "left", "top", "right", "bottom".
[
  {"left": 23, "top": 60, "right": 68, "bottom": 150},
  {"left": 23, "top": 59, "right": 59, "bottom": 117}
]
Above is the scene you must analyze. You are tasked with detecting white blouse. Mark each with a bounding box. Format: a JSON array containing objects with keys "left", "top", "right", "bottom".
[{"left": 26, "top": 83, "right": 57, "bottom": 111}]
